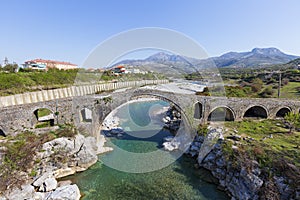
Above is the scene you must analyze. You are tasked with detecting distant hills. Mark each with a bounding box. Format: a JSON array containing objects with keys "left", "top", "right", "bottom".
[
  {"left": 112, "top": 48, "right": 299, "bottom": 75},
  {"left": 212, "top": 48, "right": 298, "bottom": 68}
]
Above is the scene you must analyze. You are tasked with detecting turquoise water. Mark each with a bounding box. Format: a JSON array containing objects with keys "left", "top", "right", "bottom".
[{"left": 63, "top": 100, "right": 229, "bottom": 200}]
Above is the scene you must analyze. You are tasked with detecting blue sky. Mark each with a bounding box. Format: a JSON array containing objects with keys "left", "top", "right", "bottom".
[{"left": 1, "top": 0, "right": 300, "bottom": 66}]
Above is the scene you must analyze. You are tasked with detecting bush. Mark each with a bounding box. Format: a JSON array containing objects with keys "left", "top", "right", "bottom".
[
  {"left": 251, "top": 78, "right": 263, "bottom": 92},
  {"left": 259, "top": 86, "right": 274, "bottom": 98}
]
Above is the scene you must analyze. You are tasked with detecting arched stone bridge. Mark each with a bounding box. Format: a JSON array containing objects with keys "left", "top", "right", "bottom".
[{"left": 0, "top": 85, "right": 299, "bottom": 138}]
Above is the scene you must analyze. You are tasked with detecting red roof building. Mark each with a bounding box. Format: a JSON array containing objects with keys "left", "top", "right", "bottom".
[{"left": 24, "top": 59, "right": 78, "bottom": 70}]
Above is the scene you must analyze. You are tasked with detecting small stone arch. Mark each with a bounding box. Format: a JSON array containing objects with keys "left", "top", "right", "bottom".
[
  {"left": 80, "top": 107, "right": 93, "bottom": 122},
  {"left": 0, "top": 129, "right": 6, "bottom": 137},
  {"left": 275, "top": 107, "right": 291, "bottom": 118},
  {"left": 33, "top": 108, "right": 55, "bottom": 128},
  {"left": 194, "top": 102, "right": 203, "bottom": 119},
  {"left": 208, "top": 106, "right": 235, "bottom": 121},
  {"left": 243, "top": 105, "right": 268, "bottom": 119}
]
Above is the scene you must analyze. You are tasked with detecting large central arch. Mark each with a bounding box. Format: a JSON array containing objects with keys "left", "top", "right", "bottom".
[
  {"left": 208, "top": 106, "right": 235, "bottom": 121},
  {"left": 129, "top": 93, "right": 191, "bottom": 128}
]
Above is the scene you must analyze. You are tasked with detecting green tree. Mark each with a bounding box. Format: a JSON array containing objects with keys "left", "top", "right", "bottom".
[
  {"left": 284, "top": 112, "right": 300, "bottom": 133},
  {"left": 259, "top": 86, "right": 274, "bottom": 98},
  {"left": 3, "top": 64, "right": 18, "bottom": 73},
  {"left": 251, "top": 78, "right": 263, "bottom": 93}
]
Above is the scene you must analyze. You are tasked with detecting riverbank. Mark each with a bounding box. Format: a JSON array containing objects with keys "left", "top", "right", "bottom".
[
  {"left": 186, "top": 121, "right": 300, "bottom": 200},
  {"left": 0, "top": 125, "right": 112, "bottom": 200}
]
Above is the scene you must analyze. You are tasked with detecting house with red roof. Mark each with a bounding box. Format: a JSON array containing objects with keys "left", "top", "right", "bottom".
[{"left": 23, "top": 59, "right": 78, "bottom": 70}]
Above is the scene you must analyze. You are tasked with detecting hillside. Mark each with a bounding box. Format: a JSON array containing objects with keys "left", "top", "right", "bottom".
[{"left": 112, "top": 48, "right": 298, "bottom": 75}]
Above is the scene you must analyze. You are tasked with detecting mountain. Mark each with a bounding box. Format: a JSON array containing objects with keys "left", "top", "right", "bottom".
[
  {"left": 112, "top": 52, "right": 199, "bottom": 77},
  {"left": 111, "top": 48, "right": 298, "bottom": 76},
  {"left": 211, "top": 48, "right": 298, "bottom": 68}
]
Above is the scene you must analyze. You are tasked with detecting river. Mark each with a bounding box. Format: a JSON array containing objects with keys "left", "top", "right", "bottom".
[{"left": 62, "top": 100, "right": 229, "bottom": 200}]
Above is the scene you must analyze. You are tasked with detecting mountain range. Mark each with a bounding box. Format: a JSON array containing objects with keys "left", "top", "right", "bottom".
[{"left": 112, "top": 47, "right": 298, "bottom": 75}]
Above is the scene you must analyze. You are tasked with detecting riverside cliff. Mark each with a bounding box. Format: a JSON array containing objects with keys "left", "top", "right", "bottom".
[
  {"left": 0, "top": 126, "right": 112, "bottom": 200},
  {"left": 186, "top": 126, "right": 300, "bottom": 200}
]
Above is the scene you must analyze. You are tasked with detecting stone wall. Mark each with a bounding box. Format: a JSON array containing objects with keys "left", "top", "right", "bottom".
[
  {"left": 0, "top": 82, "right": 299, "bottom": 138},
  {"left": 0, "top": 80, "right": 168, "bottom": 136}
]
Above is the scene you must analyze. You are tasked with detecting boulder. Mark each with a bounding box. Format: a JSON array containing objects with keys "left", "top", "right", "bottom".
[
  {"left": 110, "top": 127, "right": 123, "bottom": 135},
  {"left": 198, "top": 128, "right": 223, "bottom": 164},
  {"left": 33, "top": 172, "right": 54, "bottom": 187},
  {"left": 163, "top": 136, "right": 174, "bottom": 142},
  {"left": 47, "top": 184, "right": 81, "bottom": 200},
  {"left": 54, "top": 167, "right": 76, "bottom": 179},
  {"left": 163, "top": 141, "right": 180, "bottom": 151},
  {"left": 6, "top": 184, "right": 35, "bottom": 200},
  {"left": 38, "top": 177, "right": 57, "bottom": 192}
]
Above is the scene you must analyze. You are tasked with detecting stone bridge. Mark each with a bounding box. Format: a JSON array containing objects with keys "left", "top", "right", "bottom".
[{"left": 0, "top": 81, "right": 299, "bottom": 138}]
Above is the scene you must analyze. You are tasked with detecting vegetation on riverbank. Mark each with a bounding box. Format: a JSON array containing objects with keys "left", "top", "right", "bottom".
[
  {"left": 218, "top": 118, "right": 300, "bottom": 197},
  {"left": 188, "top": 63, "right": 300, "bottom": 98},
  {"left": 194, "top": 118, "right": 300, "bottom": 199},
  {"left": 0, "top": 124, "right": 77, "bottom": 191},
  {"left": 0, "top": 69, "right": 166, "bottom": 96},
  {"left": 222, "top": 119, "right": 300, "bottom": 166}
]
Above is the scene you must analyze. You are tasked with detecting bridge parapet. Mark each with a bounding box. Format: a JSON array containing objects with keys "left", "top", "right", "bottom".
[{"left": 0, "top": 80, "right": 168, "bottom": 108}]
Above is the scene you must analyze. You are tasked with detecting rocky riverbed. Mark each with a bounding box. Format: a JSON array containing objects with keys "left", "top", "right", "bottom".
[
  {"left": 185, "top": 126, "right": 300, "bottom": 200},
  {"left": 0, "top": 133, "right": 112, "bottom": 200}
]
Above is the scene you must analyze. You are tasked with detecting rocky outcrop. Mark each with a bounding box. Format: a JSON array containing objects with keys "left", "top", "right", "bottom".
[
  {"left": 46, "top": 184, "right": 81, "bottom": 200},
  {"left": 0, "top": 133, "right": 112, "bottom": 200},
  {"left": 199, "top": 140, "right": 263, "bottom": 200},
  {"left": 37, "top": 133, "right": 112, "bottom": 178},
  {"left": 186, "top": 127, "right": 299, "bottom": 200},
  {"left": 3, "top": 182, "right": 80, "bottom": 200},
  {"left": 162, "top": 106, "right": 181, "bottom": 133}
]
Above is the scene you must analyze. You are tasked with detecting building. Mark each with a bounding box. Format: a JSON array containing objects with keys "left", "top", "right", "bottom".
[
  {"left": 23, "top": 59, "right": 78, "bottom": 70},
  {"left": 112, "top": 65, "right": 127, "bottom": 74}
]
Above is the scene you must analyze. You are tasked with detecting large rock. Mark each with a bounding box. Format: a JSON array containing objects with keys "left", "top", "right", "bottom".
[
  {"left": 33, "top": 172, "right": 58, "bottom": 192},
  {"left": 163, "top": 141, "right": 179, "bottom": 151},
  {"left": 39, "top": 177, "right": 58, "bottom": 192},
  {"left": 197, "top": 128, "right": 223, "bottom": 164},
  {"left": 33, "top": 172, "right": 54, "bottom": 187},
  {"left": 39, "top": 134, "right": 106, "bottom": 177},
  {"left": 47, "top": 184, "right": 81, "bottom": 200},
  {"left": 5, "top": 184, "right": 35, "bottom": 200}
]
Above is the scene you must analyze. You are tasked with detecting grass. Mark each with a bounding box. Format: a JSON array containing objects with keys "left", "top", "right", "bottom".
[
  {"left": 0, "top": 69, "right": 166, "bottom": 96},
  {"left": 223, "top": 119, "right": 300, "bottom": 168},
  {"left": 37, "top": 108, "right": 52, "bottom": 118},
  {"left": 280, "top": 81, "right": 300, "bottom": 99}
]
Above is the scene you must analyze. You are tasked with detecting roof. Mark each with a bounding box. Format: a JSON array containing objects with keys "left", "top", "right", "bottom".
[{"left": 25, "top": 59, "right": 77, "bottom": 66}]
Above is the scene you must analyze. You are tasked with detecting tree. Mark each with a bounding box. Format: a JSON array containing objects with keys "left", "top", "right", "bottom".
[
  {"left": 251, "top": 78, "right": 263, "bottom": 93},
  {"left": 284, "top": 112, "right": 300, "bottom": 133},
  {"left": 3, "top": 64, "right": 18, "bottom": 73},
  {"left": 259, "top": 86, "right": 274, "bottom": 98}
]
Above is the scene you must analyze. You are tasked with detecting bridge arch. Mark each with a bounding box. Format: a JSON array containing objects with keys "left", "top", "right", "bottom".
[
  {"left": 208, "top": 106, "right": 235, "bottom": 121},
  {"left": 80, "top": 107, "right": 93, "bottom": 122},
  {"left": 275, "top": 107, "right": 291, "bottom": 118},
  {"left": 243, "top": 105, "right": 268, "bottom": 119},
  {"left": 0, "top": 128, "right": 6, "bottom": 137},
  {"left": 129, "top": 94, "right": 186, "bottom": 119},
  {"left": 32, "top": 107, "right": 55, "bottom": 128},
  {"left": 194, "top": 102, "right": 203, "bottom": 119},
  {"left": 128, "top": 93, "right": 193, "bottom": 133}
]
